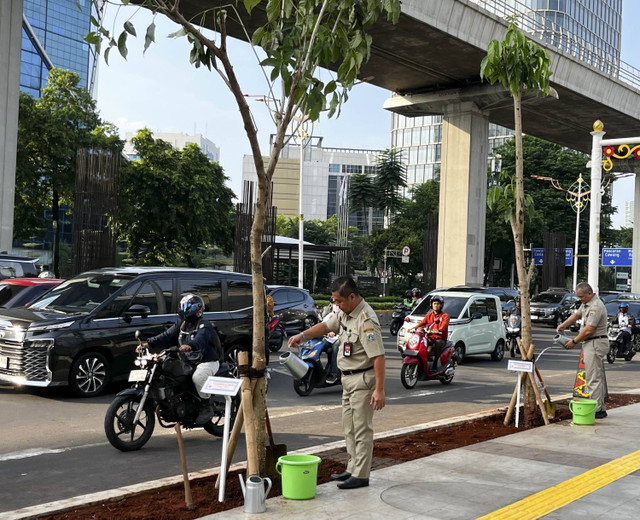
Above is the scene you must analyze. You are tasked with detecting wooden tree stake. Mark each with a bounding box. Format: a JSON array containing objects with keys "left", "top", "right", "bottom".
[{"left": 175, "top": 424, "right": 194, "bottom": 510}]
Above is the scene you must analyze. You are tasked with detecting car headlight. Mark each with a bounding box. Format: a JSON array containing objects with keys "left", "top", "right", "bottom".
[{"left": 545, "top": 307, "right": 557, "bottom": 315}]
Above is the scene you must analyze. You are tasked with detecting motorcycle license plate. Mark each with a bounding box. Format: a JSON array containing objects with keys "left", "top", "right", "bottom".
[
  {"left": 128, "top": 369, "right": 147, "bottom": 382},
  {"left": 0, "top": 354, "right": 8, "bottom": 369}
]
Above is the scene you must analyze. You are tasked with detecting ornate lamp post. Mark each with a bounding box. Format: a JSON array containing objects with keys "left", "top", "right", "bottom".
[{"left": 531, "top": 174, "right": 591, "bottom": 290}]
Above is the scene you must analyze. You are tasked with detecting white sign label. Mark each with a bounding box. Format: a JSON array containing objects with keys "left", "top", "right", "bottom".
[
  {"left": 201, "top": 376, "right": 242, "bottom": 396},
  {"left": 507, "top": 360, "right": 533, "bottom": 373},
  {"left": 402, "top": 256, "right": 409, "bottom": 263}
]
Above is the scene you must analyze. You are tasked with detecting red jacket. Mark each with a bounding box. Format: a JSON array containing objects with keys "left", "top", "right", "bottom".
[{"left": 416, "top": 311, "right": 449, "bottom": 341}]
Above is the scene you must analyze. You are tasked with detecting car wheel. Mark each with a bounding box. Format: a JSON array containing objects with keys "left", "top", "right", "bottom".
[
  {"left": 303, "top": 316, "right": 318, "bottom": 329},
  {"left": 225, "top": 346, "right": 245, "bottom": 378},
  {"left": 491, "top": 340, "right": 505, "bottom": 361},
  {"left": 69, "top": 352, "right": 110, "bottom": 397},
  {"left": 454, "top": 343, "right": 465, "bottom": 364}
]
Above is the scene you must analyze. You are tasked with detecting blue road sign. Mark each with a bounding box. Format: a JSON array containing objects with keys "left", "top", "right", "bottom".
[
  {"left": 602, "top": 248, "right": 633, "bottom": 267},
  {"left": 531, "top": 248, "right": 573, "bottom": 267}
]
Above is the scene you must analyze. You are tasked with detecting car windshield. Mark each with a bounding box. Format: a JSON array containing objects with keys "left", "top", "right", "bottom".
[
  {"left": 29, "top": 273, "right": 135, "bottom": 314},
  {"left": 531, "top": 293, "right": 563, "bottom": 304},
  {"left": 0, "top": 284, "right": 24, "bottom": 307},
  {"left": 413, "top": 295, "right": 469, "bottom": 319}
]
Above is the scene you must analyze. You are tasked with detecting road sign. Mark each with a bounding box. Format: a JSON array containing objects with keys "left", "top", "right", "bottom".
[
  {"left": 381, "top": 270, "right": 388, "bottom": 277},
  {"left": 531, "top": 248, "right": 573, "bottom": 267},
  {"left": 402, "top": 246, "right": 411, "bottom": 256},
  {"left": 602, "top": 248, "right": 633, "bottom": 267}
]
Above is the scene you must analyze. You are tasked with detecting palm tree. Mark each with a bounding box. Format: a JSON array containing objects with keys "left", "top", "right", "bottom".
[
  {"left": 348, "top": 173, "right": 377, "bottom": 234},
  {"left": 374, "top": 149, "right": 407, "bottom": 226}
]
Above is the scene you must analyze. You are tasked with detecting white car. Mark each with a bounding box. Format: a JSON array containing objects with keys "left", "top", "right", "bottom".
[{"left": 396, "top": 291, "right": 507, "bottom": 363}]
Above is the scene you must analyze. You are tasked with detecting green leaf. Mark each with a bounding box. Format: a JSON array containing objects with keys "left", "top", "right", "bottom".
[
  {"left": 117, "top": 30, "right": 128, "bottom": 59},
  {"left": 124, "top": 21, "right": 137, "bottom": 37},
  {"left": 168, "top": 27, "right": 187, "bottom": 39},
  {"left": 243, "top": 0, "right": 261, "bottom": 13},
  {"left": 90, "top": 16, "right": 99, "bottom": 27},
  {"left": 251, "top": 26, "right": 265, "bottom": 46},
  {"left": 104, "top": 46, "right": 111, "bottom": 65},
  {"left": 266, "top": 0, "right": 279, "bottom": 22},
  {"left": 144, "top": 22, "right": 156, "bottom": 53}
]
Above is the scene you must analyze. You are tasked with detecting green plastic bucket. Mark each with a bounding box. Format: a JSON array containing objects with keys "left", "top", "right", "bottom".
[
  {"left": 275, "top": 455, "right": 321, "bottom": 499},
  {"left": 569, "top": 398, "right": 597, "bottom": 425}
]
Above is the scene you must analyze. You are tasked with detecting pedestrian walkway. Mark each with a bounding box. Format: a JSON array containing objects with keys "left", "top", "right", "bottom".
[{"left": 202, "top": 402, "right": 640, "bottom": 519}]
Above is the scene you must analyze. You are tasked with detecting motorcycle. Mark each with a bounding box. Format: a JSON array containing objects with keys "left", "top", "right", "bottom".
[
  {"left": 390, "top": 303, "right": 412, "bottom": 336},
  {"left": 400, "top": 326, "right": 455, "bottom": 389},
  {"left": 505, "top": 313, "right": 522, "bottom": 358},
  {"left": 268, "top": 314, "right": 286, "bottom": 353},
  {"left": 607, "top": 324, "right": 638, "bottom": 363},
  {"left": 104, "top": 332, "right": 239, "bottom": 451},
  {"left": 279, "top": 335, "right": 341, "bottom": 396}
]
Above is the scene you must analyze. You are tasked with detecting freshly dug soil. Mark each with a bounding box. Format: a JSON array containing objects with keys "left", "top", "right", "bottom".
[{"left": 39, "top": 394, "right": 640, "bottom": 520}]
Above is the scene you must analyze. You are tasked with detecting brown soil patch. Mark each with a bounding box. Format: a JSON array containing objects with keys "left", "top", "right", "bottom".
[{"left": 39, "top": 394, "right": 640, "bottom": 520}]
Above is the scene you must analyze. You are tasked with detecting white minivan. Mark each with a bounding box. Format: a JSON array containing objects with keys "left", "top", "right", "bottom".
[{"left": 396, "top": 291, "right": 507, "bottom": 363}]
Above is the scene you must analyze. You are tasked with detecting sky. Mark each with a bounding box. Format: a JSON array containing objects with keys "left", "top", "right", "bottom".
[{"left": 96, "top": 1, "right": 640, "bottom": 230}]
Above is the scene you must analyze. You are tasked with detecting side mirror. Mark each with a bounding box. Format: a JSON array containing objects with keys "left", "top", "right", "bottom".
[
  {"left": 471, "top": 312, "right": 483, "bottom": 320},
  {"left": 123, "top": 304, "right": 151, "bottom": 323}
]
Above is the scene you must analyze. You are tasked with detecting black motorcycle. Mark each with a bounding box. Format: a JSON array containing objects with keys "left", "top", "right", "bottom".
[
  {"left": 104, "top": 333, "right": 239, "bottom": 451},
  {"left": 607, "top": 324, "right": 638, "bottom": 363},
  {"left": 390, "top": 303, "right": 411, "bottom": 336}
]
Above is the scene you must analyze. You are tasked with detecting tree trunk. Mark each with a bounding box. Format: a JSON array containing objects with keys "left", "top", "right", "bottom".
[
  {"left": 52, "top": 189, "right": 60, "bottom": 278},
  {"left": 511, "top": 90, "right": 537, "bottom": 425}
]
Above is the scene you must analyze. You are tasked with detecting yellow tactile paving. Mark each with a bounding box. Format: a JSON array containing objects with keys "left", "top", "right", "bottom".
[{"left": 476, "top": 449, "right": 640, "bottom": 520}]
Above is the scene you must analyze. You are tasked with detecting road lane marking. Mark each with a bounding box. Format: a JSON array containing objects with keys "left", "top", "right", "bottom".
[{"left": 477, "top": 449, "right": 640, "bottom": 520}]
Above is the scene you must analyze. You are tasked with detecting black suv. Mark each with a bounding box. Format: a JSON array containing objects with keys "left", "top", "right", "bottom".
[
  {"left": 0, "top": 254, "right": 39, "bottom": 279},
  {"left": 530, "top": 290, "right": 578, "bottom": 327},
  {"left": 0, "top": 267, "right": 263, "bottom": 397},
  {"left": 267, "top": 285, "right": 319, "bottom": 334}
]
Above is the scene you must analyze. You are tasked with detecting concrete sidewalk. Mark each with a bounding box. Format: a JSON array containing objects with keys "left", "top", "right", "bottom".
[{"left": 202, "top": 403, "right": 640, "bottom": 520}]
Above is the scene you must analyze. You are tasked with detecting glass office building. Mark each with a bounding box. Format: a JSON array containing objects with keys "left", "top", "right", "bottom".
[
  {"left": 393, "top": 0, "right": 623, "bottom": 192},
  {"left": 20, "top": 0, "right": 101, "bottom": 98}
]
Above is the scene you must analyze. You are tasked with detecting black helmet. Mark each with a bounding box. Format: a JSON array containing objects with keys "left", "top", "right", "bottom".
[
  {"left": 619, "top": 302, "right": 629, "bottom": 312},
  {"left": 431, "top": 295, "right": 444, "bottom": 305},
  {"left": 515, "top": 295, "right": 521, "bottom": 304},
  {"left": 405, "top": 290, "right": 413, "bottom": 298},
  {"left": 179, "top": 294, "right": 205, "bottom": 322}
]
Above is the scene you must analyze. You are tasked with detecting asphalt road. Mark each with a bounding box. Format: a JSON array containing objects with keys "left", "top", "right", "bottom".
[{"left": 1, "top": 325, "right": 639, "bottom": 513}]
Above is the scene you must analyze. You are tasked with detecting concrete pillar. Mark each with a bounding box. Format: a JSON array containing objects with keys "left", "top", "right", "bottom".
[
  {"left": 0, "top": 0, "right": 22, "bottom": 253},
  {"left": 632, "top": 174, "right": 640, "bottom": 293},
  {"left": 437, "top": 101, "right": 488, "bottom": 287}
]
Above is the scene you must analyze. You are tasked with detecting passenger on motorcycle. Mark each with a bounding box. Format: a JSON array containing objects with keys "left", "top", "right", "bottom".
[
  {"left": 408, "top": 295, "right": 450, "bottom": 369},
  {"left": 411, "top": 287, "right": 422, "bottom": 306},
  {"left": 321, "top": 297, "right": 341, "bottom": 384},
  {"left": 611, "top": 302, "right": 635, "bottom": 354},
  {"left": 144, "top": 294, "right": 221, "bottom": 425}
]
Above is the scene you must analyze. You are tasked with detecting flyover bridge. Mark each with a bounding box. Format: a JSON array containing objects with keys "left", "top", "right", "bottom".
[{"left": 2, "top": 0, "right": 640, "bottom": 290}]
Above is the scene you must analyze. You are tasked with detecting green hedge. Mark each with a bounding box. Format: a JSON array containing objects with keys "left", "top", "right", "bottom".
[{"left": 313, "top": 294, "right": 398, "bottom": 311}]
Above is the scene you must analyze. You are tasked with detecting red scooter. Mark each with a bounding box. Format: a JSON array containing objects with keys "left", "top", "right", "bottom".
[
  {"left": 268, "top": 314, "right": 286, "bottom": 352},
  {"left": 400, "top": 326, "right": 455, "bottom": 389}
]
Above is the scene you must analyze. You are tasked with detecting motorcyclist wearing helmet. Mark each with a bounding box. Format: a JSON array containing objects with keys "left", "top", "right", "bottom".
[
  {"left": 402, "top": 290, "right": 414, "bottom": 309},
  {"left": 409, "top": 295, "right": 450, "bottom": 369},
  {"left": 145, "top": 294, "right": 221, "bottom": 425},
  {"left": 510, "top": 295, "right": 521, "bottom": 316},
  {"left": 612, "top": 302, "right": 635, "bottom": 354}
]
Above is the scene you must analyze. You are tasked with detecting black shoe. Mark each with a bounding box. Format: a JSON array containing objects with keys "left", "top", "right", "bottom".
[
  {"left": 595, "top": 410, "right": 608, "bottom": 419},
  {"left": 195, "top": 402, "right": 215, "bottom": 425},
  {"left": 330, "top": 471, "right": 351, "bottom": 481},
  {"left": 326, "top": 373, "right": 339, "bottom": 384},
  {"left": 337, "top": 476, "right": 369, "bottom": 489}
]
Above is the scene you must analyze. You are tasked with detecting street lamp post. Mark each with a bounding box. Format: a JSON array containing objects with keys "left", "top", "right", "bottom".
[
  {"left": 531, "top": 174, "right": 591, "bottom": 290},
  {"left": 292, "top": 115, "right": 312, "bottom": 289}
]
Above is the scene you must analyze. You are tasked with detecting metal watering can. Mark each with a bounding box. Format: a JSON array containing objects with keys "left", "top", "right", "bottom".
[{"left": 239, "top": 474, "right": 272, "bottom": 514}]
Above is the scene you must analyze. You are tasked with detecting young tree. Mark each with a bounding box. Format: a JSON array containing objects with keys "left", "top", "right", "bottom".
[
  {"left": 480, "top": 17, "right": 552, "bottom": 425},
  {"left": 90, "top": 0, "right": 400, "bottom": 474},
  {"left": 120, "top": 129, "right": 235, "bottom": 264}
]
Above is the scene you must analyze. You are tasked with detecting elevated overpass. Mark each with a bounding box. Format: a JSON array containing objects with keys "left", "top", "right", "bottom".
[{"left": 2, "top": 0, "right": 639, "bottom": 289}]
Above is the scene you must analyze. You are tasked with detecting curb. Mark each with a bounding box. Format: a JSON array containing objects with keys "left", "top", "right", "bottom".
[{"left": 5, "top": 389, "right": 639, "bottom": 520}]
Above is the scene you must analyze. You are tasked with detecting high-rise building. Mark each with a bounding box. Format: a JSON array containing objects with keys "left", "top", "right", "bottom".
[
  {"left": 393, "top": 0, "right": 623, "bottom": 192},
  {"left": 242, "top": 136, "right": 384, "bottom": 235},
  {"left": 21, "top": 0, "right": 102, "bottom": 98},
  {"left": 124, "top": 131, "right": 221, "bottom": 163},
  {"left": 625, "top": 200, "right": 634, "bottom": 228}
]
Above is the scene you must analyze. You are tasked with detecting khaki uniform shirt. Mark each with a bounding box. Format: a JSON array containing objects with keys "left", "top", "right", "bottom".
[
  {"left": 578, "top": 296, "right": 608, "bottom": 338},
  {"left": 325, "top": 298, "right": 385, "bottom": 371}
]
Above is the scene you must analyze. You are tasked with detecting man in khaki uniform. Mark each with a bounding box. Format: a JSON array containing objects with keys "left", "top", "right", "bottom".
[
  {"left": 289, "top": 277, "right": 385, "bottom": 489},
  {"left": 558, "top": 282, "right": 609, "bottom": 418}
]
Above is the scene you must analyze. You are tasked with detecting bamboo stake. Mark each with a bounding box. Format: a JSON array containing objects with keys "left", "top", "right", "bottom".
[
  {"left": 238, "top": 351, "right": 258, "bottom": 476},
  {"left": 527, "top": 371, "right": 550, "bottom": 425},
  {"left": 175, "top": 424, "right": 194, "bottom": 510}
]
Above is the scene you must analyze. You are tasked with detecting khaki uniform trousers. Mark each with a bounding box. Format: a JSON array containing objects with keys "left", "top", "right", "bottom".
[
  {"left": 583, "top": 338, "right": 608, "bottom": 412},
  {"left": 341, "top": 370, "right": 376, "bottom": 479}
]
